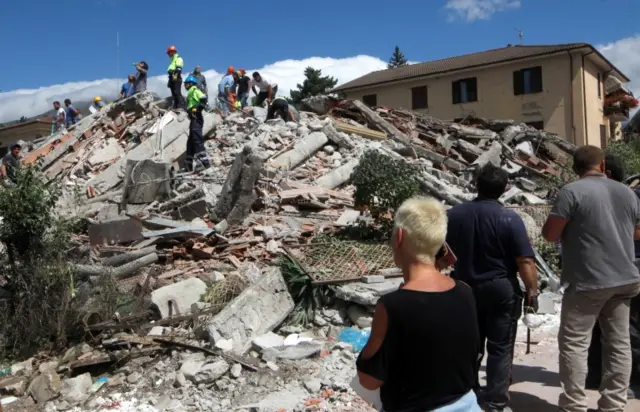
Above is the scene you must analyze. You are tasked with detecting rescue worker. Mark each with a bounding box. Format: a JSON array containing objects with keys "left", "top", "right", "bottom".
[
  {"left": 189, "top": 65, "right": 208, "bottom": 95},
  {"left": 252, "top": 71, "right": 278, "bottom": 106},
  {"left": 92, "top": 96, "right": 106, "bottom": 112},
  {"left": 266, "top": 96, "right": 296, "bottom": 122},
  {"left": 217, "top": 66, "right": 235, "bottom": 114},
  {"left": 236, "top": 68, "right": 251, "bottom": 108},
  {"left": 166, "top": 45, "right": 185, "bottom": 110},
  {"left": 184, "top": 76, "right": 210, "bottom": 171}
]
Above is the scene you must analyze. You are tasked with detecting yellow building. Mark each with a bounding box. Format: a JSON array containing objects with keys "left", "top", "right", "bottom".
[{"left": 334, "top": 43, "right": 632, "bottom": 148}]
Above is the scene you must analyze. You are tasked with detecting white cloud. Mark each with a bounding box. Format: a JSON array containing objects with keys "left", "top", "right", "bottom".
[
  {"left": 444, "top": 0, "right": 521, "bottom": 22},
  {"left": 598, "top": 35, "right": 640, "bottom": 97},
  {"left": 0, "top": 55, "right": 387, "bottom": 123}
]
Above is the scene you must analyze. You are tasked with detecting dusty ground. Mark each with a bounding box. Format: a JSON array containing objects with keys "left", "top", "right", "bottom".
[{"left": 500, "top": 323, "right": 640, "bottom": 412}]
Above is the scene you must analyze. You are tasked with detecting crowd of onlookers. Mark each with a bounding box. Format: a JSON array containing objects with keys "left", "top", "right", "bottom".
[{"left": 356, "top": 145, "right": 640, "bottom": 412}]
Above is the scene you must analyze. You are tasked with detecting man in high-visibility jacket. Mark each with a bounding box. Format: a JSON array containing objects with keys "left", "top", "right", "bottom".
[
  {"left": 184, "top": 76, "right": 210, "bottom": 171},
  {"left": 266, "top": 96, "right": 296, "bottom": 122},
  {"left": 166, "top": 45, "right": 186, "bottom": 110}
]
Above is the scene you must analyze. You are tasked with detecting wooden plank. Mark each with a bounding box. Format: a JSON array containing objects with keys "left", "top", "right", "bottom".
[{"left": 335, "top": 121, "right": 387, "bottom": 141}]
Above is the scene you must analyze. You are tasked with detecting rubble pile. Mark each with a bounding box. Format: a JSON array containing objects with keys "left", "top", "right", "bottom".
[{"left": 0, "top": 92, "right": 574, "bottom": 411}]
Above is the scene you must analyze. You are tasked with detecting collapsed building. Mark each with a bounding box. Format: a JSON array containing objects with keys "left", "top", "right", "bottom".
[{"left": 0, "top": 92, "right": 574, "bottom": 411}]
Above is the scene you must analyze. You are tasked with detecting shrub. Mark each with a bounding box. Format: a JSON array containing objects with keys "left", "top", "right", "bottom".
[
  {"left": 0, "top": 167, "right": 81, "bottom": 359},
  {"left": 350, "top": 150, "right": 422, "bottom": 238}
]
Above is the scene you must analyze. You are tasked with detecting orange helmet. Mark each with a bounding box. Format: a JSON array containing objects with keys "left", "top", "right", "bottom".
[
  {"left": 227, "top": 66, "right": 234, "bottom": 74},
  {"left": 166, "top": 45, "right": 177, "bottom": 55}
]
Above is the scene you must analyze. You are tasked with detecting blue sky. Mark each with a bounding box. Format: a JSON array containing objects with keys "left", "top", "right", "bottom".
[{"left": 0, "top": 0, "right": 639, "bottom": 121}]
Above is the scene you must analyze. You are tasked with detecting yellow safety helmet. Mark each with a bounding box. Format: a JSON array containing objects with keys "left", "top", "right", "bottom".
[{"left": 94, "top": 96, "right": 102, "bottom": 103}]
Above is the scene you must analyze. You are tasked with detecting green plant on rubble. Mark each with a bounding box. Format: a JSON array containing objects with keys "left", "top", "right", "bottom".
[
  {"left": 533, "top": 237, "right": 559, "bottom": 274},
  {"left": 606, "top": 138, "right": 640, "bottom": 177},
  {"left": 0, "top": 167, "right": 81, "bottom": 360},
  {"left": 350, "top": 150, "right": 422, "bottom": 238},
  {"left": 278, "top": 257, "right": 333, "bottom": 326},
  {"left": 539, "top": 160, "right": 575, "bottom": 199}
]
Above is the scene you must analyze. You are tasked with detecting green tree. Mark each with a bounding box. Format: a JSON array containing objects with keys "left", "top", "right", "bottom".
[
  {"left": 289, "top": 67, "right": 338, "bottom": 106},
  {"left": 387, "top": 46, "right": 408, "bottom": 69}
]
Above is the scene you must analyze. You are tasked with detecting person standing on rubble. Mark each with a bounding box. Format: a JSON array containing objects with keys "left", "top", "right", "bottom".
[
  {"left": 188, "top": 66, "right": 207, "bottom": 95},
  {"left": 120, "top": 75, "right": 135, "bottom": 99},
  {"left": 64, "top": 99, "right": 81, "bottom": 126},
  {"left": 52, "top": 101, "right": 66, "bottom": 132},
  {"left": 166, "top": 45, "right": 185, "bottom": 110},
  {"left": 445, "top": 164, "right": 538, "bottom": 412},
  {"left": 251, "top": 71, "right": 277, "bottom": 106},
  {"left": 217, "top": 67, "right": 235, "bottom": 114},
  {"left": 356, "top": 196, "right": 482, "bottom": 412},
  {"left": 542, "top": 145, "right": 640, "bottom": 412},
  {"left": 266, "top": 96, "right": 296, "bottom": 122},
  {"left": 133, "top": 61, "right": 148, "bottom": 94},
  {"left": 236, "top": 69, "right": 251, "bottom": 108},
  {"left": 184, "top": 75, "right": 210, "bottom": 172}
]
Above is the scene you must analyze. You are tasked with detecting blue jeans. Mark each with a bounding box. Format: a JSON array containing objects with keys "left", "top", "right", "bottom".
[
  {"left": 238, "top": 92, "right": 249, "bottom": 108},
  {"left": 381, "top": 391, "right": 481, "bottom": 412},
  {"left": 217, "top": 93, "right": 229, "bottom": 113}
]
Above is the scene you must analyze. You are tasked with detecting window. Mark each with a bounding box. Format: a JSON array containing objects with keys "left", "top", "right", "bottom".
[
  {"left": 600, "top": 124, "right": 607, "bottom": 148},
  {"left": 452, "top": 77, "right": 478, "bottom": 104},
  {"left": 525, "top": 121, "right": 544, "bottom": 130},
  {"left": 513, "top": 66, "right": 543, "bottom": 95},
  {"left": 597, "top": 72, "right": 602, "bottom": 98},
  {"left": 362, "top": 94, "right": 377, "bottom": 107},
  {"left": 411, "top": 86, "right": 428, "bottom": 109}
]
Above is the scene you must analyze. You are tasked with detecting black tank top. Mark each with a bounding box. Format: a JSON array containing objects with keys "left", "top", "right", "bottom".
[{"left": 357, "top": 281, "right": 479, "bottom": 412}]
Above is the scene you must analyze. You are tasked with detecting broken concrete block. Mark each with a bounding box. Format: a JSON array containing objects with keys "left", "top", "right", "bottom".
[
  {"left": 335, "top": 278, "right": 403, "bottom": 306},
  {"left": 263, "top": 342, "right": 323, "bottom": 361},
  {"left": 230, "top": 363, "right": 242, "bottom": 379},
  {"left": 0, "top": 376, "right": 28, "bottom": 397},
  {"left": 10, "top": 358, "right": 33, "bottom": 378},
  {"left": 239, "top": 262, "right": 261, "bottom": 284},
  {"left": 151, "top": 278, "right": 208, "bottom": 319},
  {"left": 315, "top": 157, "right": 359, "bottom": 189},
  {"left": 472, "top": 140, "right": 502, "bottom": 168},
  {"left": 121, "top": 159, "right": 172, "bottom": 206},
  {"left": 336, "top": 209, "right": 361, "bottom": 226},
  {"left": 499, "top": 186, "right": 523, "bottom": 204},
  {"left": 88, "top": 138, "right": 124, "bottom": 166},
  {"left": 537, "top": 292, "right": 557, "bottom": 315},
  {"left": 215, "top": 339, "right": 234, "bottom": 352},
  {"left": 361, "top": 275, "right": 385, "bottom": 284},
  {"left": 88, "top": 217, "right": 143, "bottom": 246},
  {"left": 60, "top": 373, "right": 93, "bottom": 405},
  {"left": 181, "top": 359, "right": 229, "bottom": 384},
  {"left": 28, "top": 369, "right": 61, "bottom": 403},
  {"left": 272, "top": 131, "right": 329, "bottom": 170},
  {"left": 214, "top": 145, "right": 267, "bottom": 225},
  {"left": 207, "top": 267, "right": 294, "bottom": 355},
  {"left": 170, "top": 199, "right": 208, "bottom": 222},
  {"left": 252, "top": 332, "right": 286, "bottom": 351},
  {"left": 347, "top": 304, "right": 373, "bottom": 328}
]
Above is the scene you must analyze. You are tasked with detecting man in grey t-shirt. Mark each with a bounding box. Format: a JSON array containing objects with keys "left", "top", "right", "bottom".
[
  {"left": 1, "top": 143, "right": 21, "bottom": 184},
  {"left": 542, "top": 145, "right": 640, "bottom": 412},
  {"left": 133, "top": 61, "right": 148, "bottom": 94}
]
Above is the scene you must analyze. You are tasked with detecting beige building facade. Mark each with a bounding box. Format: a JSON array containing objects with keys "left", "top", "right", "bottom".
[{"left": 334, "top": 44, "right": 631, "bottom": 148}]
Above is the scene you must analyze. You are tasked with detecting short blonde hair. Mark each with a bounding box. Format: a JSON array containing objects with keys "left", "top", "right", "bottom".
[{"left": 394, "top": 196, "right": 447, "bottom": 264}]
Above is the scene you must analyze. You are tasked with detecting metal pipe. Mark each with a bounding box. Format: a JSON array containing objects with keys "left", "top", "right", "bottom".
[
  {"left": 567, "top": 51, "right": 576, "bottom": 144},
  {"left": 582, "top": 51, "right": 595, "bottom": 145}
]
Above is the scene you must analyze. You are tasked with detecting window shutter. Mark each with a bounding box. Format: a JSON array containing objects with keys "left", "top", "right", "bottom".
[
  {"left": 468, "top": 78, "right": 478, "bottom": 102},
  {"left": 532, "top": 66, "right": 543, "bottom": 93},
  {"left": 452, "top": 81, "right": 461, "bottom": 104},
  {"left": 411, "top": 86, "right": 428, "bottom": 110},
  {"left": 513, "top": 70, "right": 524, "bottom": 95}
]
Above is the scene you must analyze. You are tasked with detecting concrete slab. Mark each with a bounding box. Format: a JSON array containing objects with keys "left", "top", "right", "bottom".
[
  {"left": 334, "top": 278, "right": 404, "bottom": 306},
  {"left": 88, "top": 217, "right": 143, "bottom": 246},
  {"left": 207, "top": 267, "right": 294, "bottom": 355}
]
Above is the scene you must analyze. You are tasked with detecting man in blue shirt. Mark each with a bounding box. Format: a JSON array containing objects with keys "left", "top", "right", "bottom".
[
  {"left": 217, "top": 67, "right": 235, "bottom": 114},
  {"left": 64, "top": 99, "right": 80, "bottom": 126},
  {"left": 120, "top": 75, "right": 135, "bottom": 99},
  {"left": 446, "top": 164, "right": 538, "bottom": 412}
]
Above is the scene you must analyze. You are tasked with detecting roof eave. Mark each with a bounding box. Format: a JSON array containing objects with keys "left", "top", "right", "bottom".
[{"left": 334, "top": 43, "right": 631, "bottom": 93}]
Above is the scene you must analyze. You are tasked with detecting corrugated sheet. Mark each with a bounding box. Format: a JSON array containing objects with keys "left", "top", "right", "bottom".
[{"left": 334, "top": 43, "right": 590, "bottom": 92}]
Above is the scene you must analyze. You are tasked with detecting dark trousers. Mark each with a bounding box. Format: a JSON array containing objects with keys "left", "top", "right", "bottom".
[
  {"left": 185, "top": 114, "right": 210, "bottom": 171},
  {"left": 254, "top": 85, "right": 278, "bottom": 106},
  {"left": 266, "top": 99, "right": 290, "bottom": 122},
  {"left": 473, "top": 277, "right": 523, "bottom": 409},
  {"left": 169, "top": 79, "right": 185, "bottom": 109}
]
